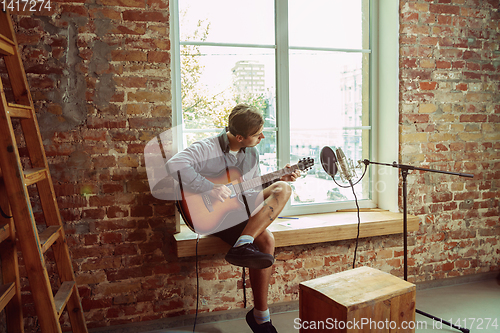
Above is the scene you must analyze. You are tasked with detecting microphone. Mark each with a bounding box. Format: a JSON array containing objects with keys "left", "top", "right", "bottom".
[{"left": 335, "top": 147, "right": 356, "bottom": 182}]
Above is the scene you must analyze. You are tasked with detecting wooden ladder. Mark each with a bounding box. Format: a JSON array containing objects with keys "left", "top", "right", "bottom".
[
  {"left": 0, "top": 10, "right": 88, "bottom": 333},
  {"left": 0, "top": 180, "right": 23, "bottom": 332}
]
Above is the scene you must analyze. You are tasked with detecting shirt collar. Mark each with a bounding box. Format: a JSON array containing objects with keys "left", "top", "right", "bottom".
[{"left": 220, "top": 127, "right": 246, "bottom": 154}]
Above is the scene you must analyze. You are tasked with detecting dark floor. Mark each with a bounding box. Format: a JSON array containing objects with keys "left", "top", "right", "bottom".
[
  {"left": 88, "top": 273, "right": 500, "bottom": 333},
  {"left": 164, "top": 278, "right": 500, "bottom": 333}
]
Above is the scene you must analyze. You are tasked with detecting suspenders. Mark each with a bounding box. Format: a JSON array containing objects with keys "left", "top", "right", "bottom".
[{"left": 217, "top": 133, "right": 252, "bottom": 218}]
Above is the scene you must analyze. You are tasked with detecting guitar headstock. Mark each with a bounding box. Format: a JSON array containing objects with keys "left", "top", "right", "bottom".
[{"left": 298, "top": 157, "right": 314, "bottom": 172}]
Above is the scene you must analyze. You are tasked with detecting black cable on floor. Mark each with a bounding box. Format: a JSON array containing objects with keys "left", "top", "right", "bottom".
[
  {"left": 193, "top": 234, "right": 200, "bottom": 332},
  {"left": 242, "top": 267, "right": 247, "bottom": 308}
]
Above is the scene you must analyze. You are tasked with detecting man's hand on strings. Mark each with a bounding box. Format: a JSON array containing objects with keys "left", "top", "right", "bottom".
[
  {"left": 210, "top": 183, "right": 232, "bottom": 202},
  {"left": 281, "top": 164, "right": 301, "bottom": 182}
]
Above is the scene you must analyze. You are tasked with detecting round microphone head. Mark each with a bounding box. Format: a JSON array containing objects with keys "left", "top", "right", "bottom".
[{"left": 320, "top": 146, "right": 338, "bottom": 177}]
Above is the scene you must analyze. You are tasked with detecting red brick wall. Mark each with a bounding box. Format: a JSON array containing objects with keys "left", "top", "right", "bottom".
[
  {"left": 1, "top": 0, "right": 498, "bottom": 331},
  {"left": 399, "top": 0, "right": 499, "bottom": 280}
]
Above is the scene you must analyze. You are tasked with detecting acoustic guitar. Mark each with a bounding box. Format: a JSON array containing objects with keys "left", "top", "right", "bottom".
[{"left": 176, "top": 157, "right": 314, "bottom": 234}]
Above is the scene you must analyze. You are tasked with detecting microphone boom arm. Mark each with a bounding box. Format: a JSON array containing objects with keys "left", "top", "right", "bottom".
[{"left": 361, "top": 159, "right": 474, "bottom": 178}]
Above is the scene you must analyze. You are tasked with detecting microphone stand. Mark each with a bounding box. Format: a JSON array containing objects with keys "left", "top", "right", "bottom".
[{"left": 362, "top": 159, "right": 473, "bottom": 333}]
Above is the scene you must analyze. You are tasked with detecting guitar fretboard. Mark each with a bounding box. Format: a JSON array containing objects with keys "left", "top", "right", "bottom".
[{"left": 235, "top": 164, "right": 300, "bottom": 194}]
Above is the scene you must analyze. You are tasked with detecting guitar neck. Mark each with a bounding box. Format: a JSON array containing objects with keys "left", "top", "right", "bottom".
[{"left": 237, "top": 164, "right": 299, "bottom": 193}]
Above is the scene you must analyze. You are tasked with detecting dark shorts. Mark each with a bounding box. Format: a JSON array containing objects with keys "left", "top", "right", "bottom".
[{"left": 212, "top": 191, "right": 261, "bottom": 246}]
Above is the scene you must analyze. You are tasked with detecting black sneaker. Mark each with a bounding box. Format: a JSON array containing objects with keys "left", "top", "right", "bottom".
[
  {"left": 246, "top": 308, "right": 278, "bottom": 333},
  {"left": 225, "top": 243, "right": 274, "bottom": 269}
]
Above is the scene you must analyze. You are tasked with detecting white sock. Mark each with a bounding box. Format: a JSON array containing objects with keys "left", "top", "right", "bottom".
[
  {"left": 254, "top": 308, "right": 270, "bottom": 324},
  {"left": 234, "top": 235, "right": 254, "bottom": 247}
]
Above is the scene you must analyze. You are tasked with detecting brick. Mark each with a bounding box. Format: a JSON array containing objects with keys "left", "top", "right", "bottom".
[
  {"left": 437, "top": 14, "right": 453, "bottom": 25},
  {"left": 96, "top": 282, "right": 142, "bottom": 296},
  {"left": 113, "top": 76, "right": 148, "bottom": 88},
  {"left": 147, "top": 51, "right": 170, "bottom": 63},
  {"left": 98, "top": 0, "right": 146, "bottom": 7},
  {"left": 129, "top": 116, "right": 170, "bottom": 128},
  {"left": 404, "top": 114, "right": 429, "bottom": 123},
  {"left": 60, "top": 5, "right": 88, "bottom": 17},
  {"left": 107, "top": 266, "right": 153, "bottom": 282},
  {"left": 419, "top": 36, "right": 439, "bottom": 46},
  {"left": 122, "top": 10, "right": 168, "bottom": 23},
  {"left": 436, "top": 60, "right": 452, "bottom": 69},
  {"left": 111, "top": 50, "right": 148, "bottom": 62},
  {"left": 87, "top": 117, "right": 127, "bottom": 129},
  {"left": 420, "top": 59, "right": 435, "bottom": 68},
  {"left": 400, "top": 24, "right": 430, "bottom": 35},
  {"left": 460, "top": 114, "right": 488, "bottom": 122},
  {"left": 128, "top": 91, "right": 170, "bottom": 103},
  {"left": 110, "top": 22, "right": 147, "bottom": 35},
  {"left": 429, "top": 4, "right": 460, "bottom": 15},
  {"left": 93, "top": 156, "right": 116, "bottom": 168},
  {"left": 401, "top": 133, "right": 428, "bottom": 143},
  {"left": 466, "top": 92, "right": 493, "bottom": 102},
  {"left": 83, "top": 208, "right": 106, "bottom": 220},
  {"left": 418, "top": 103, "right": 437, "bottom": 113},
  {"left": 76, "top": 271, "right": 107, "bottom": 285},
  {"left": 420, "top": 81, "right": 438, "bottom": 90},
  {"left": 117, "top": 156, "right": 140, "bottom": 167}
]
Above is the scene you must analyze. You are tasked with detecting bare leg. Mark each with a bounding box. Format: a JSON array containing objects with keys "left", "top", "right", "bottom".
[
  {"left": 250, "top": 229, "right": 275, "bottom": 311},
  {"left": 244, "top": 181, "right": 291, "bottom": 312},
  {"left": 241, "top": 181, "right": 292, "bottom": 239}
]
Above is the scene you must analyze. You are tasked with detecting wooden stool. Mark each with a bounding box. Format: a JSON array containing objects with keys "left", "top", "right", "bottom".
[{"left": 299, "top": 266, "right": 416, "bottom": 332}]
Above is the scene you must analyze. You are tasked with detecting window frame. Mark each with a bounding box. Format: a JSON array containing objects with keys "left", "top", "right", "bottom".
[{"left": 169, "top": 0, "right": 400, "bottom": 221}]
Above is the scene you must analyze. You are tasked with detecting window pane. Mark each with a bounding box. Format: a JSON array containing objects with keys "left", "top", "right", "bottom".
[
  {"left": 289, "top": 0, "right": 364, "bottom": 50},
  {"left": 180, "top": 44, "right": 277, "bottom": 175},
  {"left": 180, "top": 45, "right": 275, "bottom": 129},
  {"left": 179, "top": 0, "right": 274, "bottom": 45},
  {"left": 289, "top": 51, "right": 369, "bottom": 205},
  {"left": 258, "top": 129, "right": 278, "bottom": 175}
]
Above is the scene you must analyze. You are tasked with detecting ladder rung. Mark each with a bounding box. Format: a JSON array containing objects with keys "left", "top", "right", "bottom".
[
  {"left": 0, "top": 282, "right": 16, "bottom": 311},
  {"left": 0, "top": 34, "right": 15, "bottom": 56},
  {"left": 7, "top": 103, "right": 33, "bottom": 119},
  {"left": 39, "top": 225, "right": 62, "bottom": 253},
  {"left": 54, "top": 281, "right": 75, "bottom": 318},
  {"left": 0, "top": 223, "right": 10, "bottom": 243},
  {"left": 23, "top": 167, "right": 47, "bottom": 186}
]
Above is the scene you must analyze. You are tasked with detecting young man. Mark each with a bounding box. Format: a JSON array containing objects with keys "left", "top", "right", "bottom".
[{"left": 166, "top": 104, "right": 300, "bottom": 333}]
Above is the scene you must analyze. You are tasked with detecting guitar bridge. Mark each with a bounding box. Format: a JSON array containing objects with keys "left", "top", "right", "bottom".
[{"left": 202, "top": 194, "right": 214, "bottom": 212}]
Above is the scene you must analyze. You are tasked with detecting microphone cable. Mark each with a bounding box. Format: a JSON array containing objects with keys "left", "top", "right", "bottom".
[
  {"left": 333, "top": 161, "right": 366, "bottom": 269},
  {"left": 349, "top": 179, "right": 361, "bottom": 269}
]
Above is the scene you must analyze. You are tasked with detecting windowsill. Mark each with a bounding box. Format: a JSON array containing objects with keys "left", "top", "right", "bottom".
[{"left": 174, "top": 208, "right": 420, "bottom": 258}]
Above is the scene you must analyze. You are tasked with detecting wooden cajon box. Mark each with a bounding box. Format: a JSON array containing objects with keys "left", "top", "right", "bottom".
[{"left": 299, "top": 266, "right": 416, "bottom": 332}]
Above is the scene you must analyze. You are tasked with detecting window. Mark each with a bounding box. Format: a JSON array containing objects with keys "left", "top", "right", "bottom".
[{"left": 169, "top": 0, "right": 399, "bottom": 216}]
